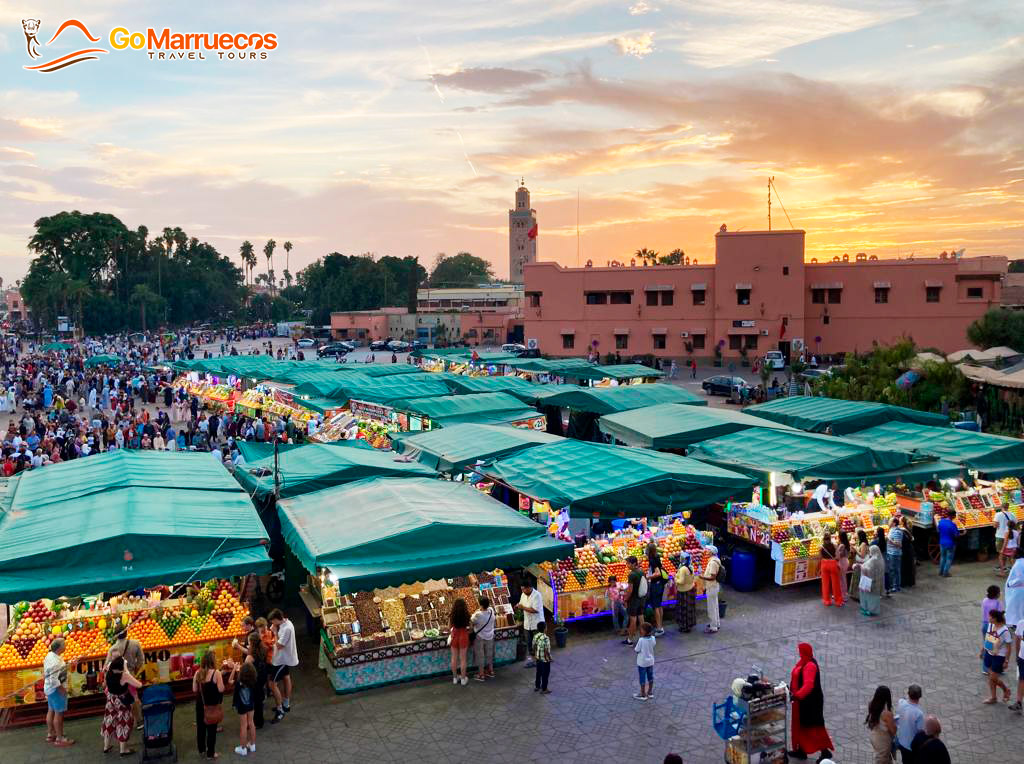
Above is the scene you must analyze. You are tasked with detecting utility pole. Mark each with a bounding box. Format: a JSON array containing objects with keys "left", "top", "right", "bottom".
[
  {"left": 768, "top": 176, "right": 773, "bottom": 231},
  {"left": 576, "top": 188, "right": 581, "bottom": 266}
]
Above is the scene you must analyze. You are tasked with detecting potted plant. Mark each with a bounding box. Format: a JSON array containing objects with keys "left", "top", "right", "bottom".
[
  {"left": 713, "top": 341, "right": 724, "bottom": 367},
  {"left": 553, "top": 617, "right": 568, "bottom": 648}
]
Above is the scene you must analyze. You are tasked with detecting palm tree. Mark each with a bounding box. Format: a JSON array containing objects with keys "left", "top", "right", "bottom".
[
  {"left": 130, "top": 284, "right": 159, "bottom": 331},
  {"left": 635, "top": 248, "right": 659, "bottom": 266},
  {"left": 283, "top": 241, "right": 292, "bottom": 285},
  {"left": 264, "top": 239, "right": 277, "bottom": 295},
  {"left": 239, "top": 241, "right": 254, "bottom": 286}
]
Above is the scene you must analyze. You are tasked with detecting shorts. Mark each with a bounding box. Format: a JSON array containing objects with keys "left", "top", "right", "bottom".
[
  {"left": 627, "top": 599, "right": 645, "bottom": 617},
  {"left": 46, "top": 689, "right": 67, "bottom": 713},
  {"left": 270, "top": 664, "right": 290, "bottom": 682},
  {"left": 984, "top": 653, "right": 1006, "bottom": 675},
  {"left": 1018, "top": 656, "right": 1024, "bottom": 678},
  {"left": 647, "top": 579, "right": 666, "bottom": 608},
  {"left": 449, "top": 627, "right": 469, "bottom": 650},
  {"left": 637, "top": 665, "right": 654, "bottom": 685}
]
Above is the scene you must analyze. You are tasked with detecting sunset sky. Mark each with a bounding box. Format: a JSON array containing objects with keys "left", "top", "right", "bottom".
[{"left": 0, "top": 1, "right": 1021, "bottom": 285}]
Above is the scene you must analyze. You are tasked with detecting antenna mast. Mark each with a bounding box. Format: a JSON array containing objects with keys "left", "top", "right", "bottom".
[
  {"left": 576, "top": 188, "right": 581, "bottom": 266},
  {"left": 768, "top": 176, "right": 773, "bottom": 230}
]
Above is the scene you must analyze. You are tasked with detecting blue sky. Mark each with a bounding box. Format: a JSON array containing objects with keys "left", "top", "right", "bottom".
[{"left": 0, "top": 0, "right": 1021, "bottom": 285}]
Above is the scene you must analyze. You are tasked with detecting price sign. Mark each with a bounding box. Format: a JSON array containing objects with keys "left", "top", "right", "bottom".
[{"left": 794, "top": 559, "right": 809, "bottom": 582}]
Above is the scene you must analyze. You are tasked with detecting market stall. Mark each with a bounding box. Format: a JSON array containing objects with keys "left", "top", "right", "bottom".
[
  {"left": 388, "top": 392, "right": 546, "bottom": 430},
  {"left": 563, "top": 363, "right": 665, "bottom": 385},
  {"left": 278, "top": 477, "right": 572, "bottom": 693},
  {"left": 443, "top": 375, "right": 539, "bottom": 395},
  {"left": 233, "top": 384, "right": 315, "bottom": 423},
  {"left": 742, "top": 395, "right": 949, "bottom": 435},
  {"left": 390, "top": 422, "right": 562, "bottom": 474},
  {"left": 525, "top": 383, "right": 705, "bottom": 415},
  {"left": 0, "top": 451, "right": 271, "bottom": 718},
  {"left": 599, "top": 402, "right": 795, "bottom": 450}
]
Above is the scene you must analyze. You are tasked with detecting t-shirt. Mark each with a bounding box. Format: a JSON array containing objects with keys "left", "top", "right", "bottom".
[
  {"left": 996, "top": 509, "right": 1014, "bottom": 539},
  {"left": 895, "top": 698, "right": 924, "bottom": 749},
  {"left": 982, "top": 596, "right": 1002, "bottom": 625},
  {"left": 634, "top": 635, "right": 656, "bottom": 667},
  {"left": 937, "top": 518, "right": 959, "bottom": 548},
  {"left": 887, "top": 528, "right": 904, "bottom": 556},
  {"left": 519, "top": 589, "right": 544, "bottom": 630},
  {"left": 704, "top": 557, "right": 721, "bottom": 586},
  {"left": 42, "top": 651, "right": 65, "bottom": 695},
  {"left": 627, "top": 569, "right": 643, "bottom": 605},
  {"left": 911, "top": 732, "right": 951, "bottom": 764},
  {"left": 471, "top": 608, "right": 495, "bottom": 641},
  {"left": 1004, "top": 529, "right": 1019, "bottom": 552},
  {"left": 987, "top": 624, "right": 1012, "bottom": 656},
  {"left": 271, "top": 619, "right": 298, "bottom": 667}
]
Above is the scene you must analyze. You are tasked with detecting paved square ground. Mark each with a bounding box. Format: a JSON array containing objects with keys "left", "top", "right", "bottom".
[{"left": 2, "top": 557, "right": 1020, "bottom": 763}]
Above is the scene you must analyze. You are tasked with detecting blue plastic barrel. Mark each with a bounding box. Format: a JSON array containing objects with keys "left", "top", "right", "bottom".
[{"left": 731, "top": 548, "right": 757, "bottom": 592}]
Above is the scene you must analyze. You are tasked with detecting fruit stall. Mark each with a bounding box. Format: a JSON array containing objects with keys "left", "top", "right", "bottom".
[
  {"left": 529, "top": 519, "right": 713, "bottom": 622},
  {"left": 277, "top": 477, "right": 572, "bottom": 694},
  {"left": 0, "top": 451, "right": 272, "bottom": 721},
  {"left": 234, "top": 385, "right": 315, "bottom": 424}
]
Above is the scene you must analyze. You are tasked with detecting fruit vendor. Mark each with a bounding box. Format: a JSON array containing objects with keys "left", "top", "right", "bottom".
[{"left": 810, "top": 481, "right": 838, "bottom": 513}]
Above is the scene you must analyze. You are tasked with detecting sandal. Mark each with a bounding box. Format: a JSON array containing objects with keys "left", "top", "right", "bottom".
[
  {"left": 45, "top": 736, "right": 56, "bottom": 743},
  {"left": 53, "top": 739, "right": 75, "bottom": 747},
  {"left": 983, "top": 698, "right": 998, "bottom": 704},
  {"left": 104, "top": 746, "right": 113, "bottom": 754}
]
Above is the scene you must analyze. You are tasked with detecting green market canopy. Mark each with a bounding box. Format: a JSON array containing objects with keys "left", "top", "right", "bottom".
[
  {"left": 293, "top": 374, "right": 451, "bottom": 404},
  {"left": 391, "top": 423, "right": 562, "bottom": 472},
  {"left": 41, "top": 341, "right": 72, "bottom": 352},
  {"left": 503, "top": 357, "right": 597, "bottom": 375},
  {"left": 565, "top": 364, "right": 665, "bottom": 382},
  {"left": 84, "top": 354, "right": 123, "bottom": 367},
  {"left": 507, "top": 383, "right": 586, "bottom": 406},
  {"left": 444, "top": 375, "right": 538, "bottom": 395},
  {"left": 845, "top": 422, "right": 1024, "bottom": 478},
  {"left": 233, "top": 440, "right": 435, "bottom": 499},
  {"left": 526, "top": 383, "right": 705, "bottom": 415},
  {"left": 0, "top": 451, "right": 271, "bottom": 602},
  {"left": 743, "top": 396, "right": 949, "bottom": 435},
  {"left": 599, "top": 403, "right": 794, "bottom": 449},
  {"left": 278, "top": 477, "right": 573, "bottom": 593},
  {"left": 390, "top": 392, "right": 539, "bottom": 426},
  {"left": 483, "top": 439, "right": 756, "bottom": 518}
]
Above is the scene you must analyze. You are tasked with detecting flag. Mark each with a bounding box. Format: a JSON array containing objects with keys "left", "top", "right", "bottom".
[
  {"left": 779, "top": 319, "right": 787, "bottom": 339},
  {"left": 527, "top": 223, "right": 538, "bottom": 239}
]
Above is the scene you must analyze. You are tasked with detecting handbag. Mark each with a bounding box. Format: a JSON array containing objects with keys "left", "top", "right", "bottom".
[
  {"left": 203, "top": 703, "right": 224, "bottom": 726},
  {"left": 858, "top": 574, "right": 873, "bottom": 592}
]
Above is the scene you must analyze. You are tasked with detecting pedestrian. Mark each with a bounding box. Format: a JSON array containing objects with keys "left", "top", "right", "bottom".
[
  {"left": 819, "top": 531, "right": 843, "bottom": 607},
  {"left": 999, "top": 519, "right": 1019, "bottom": 574},
  {"left": 244, "top": 632, "right": 269, "bottom": 729},
  {"left": 937, "top": 509, "right": 962, "bottom": 577},
  {"left": 101, "top": 653, "right": 142, "bottom": 756},
  {"left": 233, "top": 661, "right": 257, "bottom": 757},
  {"left": 894, "top": 684, "right": 924, "bottom": 762},
  {"left": 633, "top": 622, "right": 656, "bottom": 701},
  {"left": 471, "top": 595, "right": 496, "bottom": 681},
  {"left": 981, "top": 585, "right": 1002, "bottom": 675},
  {"left": 267, "top": 608, "right": 298, "bottom": 723},
  {"left": 1006, "top": 545, "right": 1024, "bottom": 626},
  {"left": 856, "top": 545, "right": 885, "bottom": 616},
  {"left": 886, "top": 518, "right": 903, "bottom": 593},
  {"left": 449, "top": 596, "right": 471, "bottom": 686},
  {"left": 983, "top": 609, "right": 1013, "bottom": 704},
  {"left": 669, "top": 360, "right": 678, "bottom": 379},
  {"left": 995, "top": 502, "right": 1015, "bottom": 574},
  {"left": 701, "top": 545, "right": 722, "bottom": 634},
  {"left": 622, "top": 555, "right": 647, "bottom": 645},
  {"left": 836, "top": 530, "right": 851, "bottom": 602},
  {"left": 899, "top": 517, "right": 916, "bottom": 589},
  {"left": 690, "top": 358, "right": 697, "bottom": 379},
  {"left": 532, "top": 621, "right": 552, "bottom": 694},
  {"left": 645, "top": 541, "right": 667, "bottom": 635},
  {"left": 193, "top": 650, "right": 224, "bottom": 760},
  {"left": 674, "top": 552, "right": 697, "bottom": 632},
  {"left": 43, "top": 637, "right": 74, "bottom": 748},
  {"left": 607, "top": 575, "right": 627, "bottom": 637},
  {"left": 516, "top": 578, "right": 544, "bottom": 667},
  {"left": 1010, "top": 607, "right": 1024, "bottom": 713},
  {"left": 788, "top": 643, "right": 834, "bottom": 762},
  {"left": 107, "top": 628, "right": 145, "bottom": 730},
  {"left": 910, "top": 716, "right": 950, "bottom": 764},
  {"left": 864, "top": 685, "right": 896, "bottom": 764},
  {"left": 849, "top": 529, "right": 870, "bottom": 602}
]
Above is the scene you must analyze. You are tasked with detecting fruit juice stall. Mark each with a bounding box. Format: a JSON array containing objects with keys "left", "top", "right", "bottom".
[
  {"left": 0, "top": 451, "right": 271, "bottom": 722},
  {"left": 233, "top": 384, "right": 316, "bottom": 424},
  {"left": 171, "top": 372, "right": 241, "bottom": 412},
  {"left": 278, "top": 477, "right": 572, "bottom": 693}
]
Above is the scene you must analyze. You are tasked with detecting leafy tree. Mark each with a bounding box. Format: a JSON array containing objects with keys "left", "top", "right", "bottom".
[
  {"left": 1008, "top": 260, "right": 1024, "bottom": 274},
  {"left": 130, "top": 283, "right": 162, "bottom": 331},
  {"left": 967, "top": 308, "right": 1024, "bottom": 350},
  {"left": 659, "top": 249, "right": 684, "bottom": 265},
  {"left": 429, "top": 252, "right": 493, "bottom": 288}
]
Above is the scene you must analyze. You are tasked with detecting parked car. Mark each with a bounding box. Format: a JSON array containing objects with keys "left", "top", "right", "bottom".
[
  {"left": 799, "top": 368, "right": 831, "bottom": 382},
  {"left": 501, "top": 343, "right": 527, "bottom": 355},
  {"left": 296, "top": 338, "right": 317, "bottom": 348},
  {"left": 410, "top": 340, "right": 428, "bottom": 350},
  {"left": 369, "top": 340, "right": 390, "bottom": 351},
  {"left": 317, "top": 343, "right": 351, "bottom": 358},
  {"left": 702, "top": 375, "right": 751, "bottom": 396},
  {"left": 763, "top": 350, "right": 786, "bottom": 369}
]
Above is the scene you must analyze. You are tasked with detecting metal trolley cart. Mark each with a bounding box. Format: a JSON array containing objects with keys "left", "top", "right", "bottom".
[{"left": 714, "top": 676, "right": 789, "bottom": 763}]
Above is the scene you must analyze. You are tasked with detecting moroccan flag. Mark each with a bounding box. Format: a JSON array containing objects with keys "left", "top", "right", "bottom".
[
  {"left": 779, "top": 319, "right": 787, "bottom": 339},
  {"left": 527, "top": 223, "right": 538, "bottom": 239}
]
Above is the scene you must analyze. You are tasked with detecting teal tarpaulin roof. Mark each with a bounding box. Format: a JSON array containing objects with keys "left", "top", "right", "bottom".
[
  {"left": 743, "top": 396, "right": 949, "bottom": 435},
  {"left": 41, "top": 341, "right": 72, "bottom": 352},
  {"left": 503, "top": 358, "right": 596, "bottom": 374},
  {"left": 233, "top": 440, "right": 435, "bottom": 499},
  {"left": 278, "top": 477, "right": 573, "bottom": 593},
  {"left": 0, "top": 451, "right": 271, "bottom": 601},
  {"left": 391, "top": 423, "right": 562, "bottom": 472},
  {"left": 392, "top": 392, "right": 533, "bottom": 420},
  {"left": 599, "top": 403, "right": 794, "bottom": 449},
  {"left": 845, "top": 422, "right": 1024, "bottom": 478},
  {"left": 483, "top": 439, "right": 756, "bottom": 518},
  {"left": 444, "top": 375, "right": 538, "bottom": 395},
  {"left": 565, "top": 363, "right": 665, "bottom": 381},
  {"left": 293, "top": 374, "right": 451, "bottom": 404},
  {"left": 84, "top": 354, "right": 123, "bottom": 367},
  {"left": 507, "top": 383, "right": 586, "bottom": 406},
  {"left": 524, "top": 383, "right": 705, "bottom": 415}
]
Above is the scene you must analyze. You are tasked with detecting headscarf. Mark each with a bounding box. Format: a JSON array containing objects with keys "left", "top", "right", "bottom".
[
  {"left": 797, "top": 642, "right": 814, "bottom": 665},
  {"left": 864, "top": 545, "right": 884, "bottom": 578},
  {"left": 706, "top": 545, "right": 719, "bottom": 557}
]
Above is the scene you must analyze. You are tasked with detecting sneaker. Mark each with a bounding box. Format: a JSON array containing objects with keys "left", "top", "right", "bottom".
[
  {"left": 248, "top": 743, "right": 256, "bottom": 753},
  {"left": 474, "top": 676, "right": 486, "bottom": 682},
  {"left": 533, "top": 686, "right": 540, "bottom": 692},
  {"left": 648, "top": 693, "right": 654, "bottom": 699},
  {"left": 540, "top": 689, "right": 551, "bottom": 694},
  {"left": 234, "top": 745, "right": 248, "bottom": 757},
  {"left": 452, "top": 677, "right": 459, "bottom": 684},
  {"left": 270, "top": 710, "right": 284, "bottom": 724},
  {"left": 1009, "top": 701, "right": 1022, "bottom": 713},
  {"left": 460, "top": 676, "right": 468, "bottom": 686},
  {"left": 282, "top": 702, "right": 290, "bottom": 713},
  {"left": 632, "top": 693, "right": 648, "bottom": 701},
  {"left": 654, "top": 628, "right": 665, "bottom": 636}
]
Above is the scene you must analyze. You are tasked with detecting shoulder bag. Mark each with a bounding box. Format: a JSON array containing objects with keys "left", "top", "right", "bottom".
[{"left": 470, "top": 611, "right": 493, "bottom": 646}]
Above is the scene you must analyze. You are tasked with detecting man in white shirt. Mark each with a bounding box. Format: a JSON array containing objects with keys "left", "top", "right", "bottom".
[
  {"left": 996, "top": 503, "right": 1015, "bottom": 574},
  {"left": 268, "top": 609, "right": 298, "bottom": 724},
  {"left": 810, "top": 482, "right": 836, "bottom": 513},
  {"left": 516, "top": 580, "right": 544, "bottom": 668},
  {"left": 895, "top": 684, "right": 924, "bottom": 760},
  {"left": 43, "top": 637, "right": 74, "bottom": 747}
]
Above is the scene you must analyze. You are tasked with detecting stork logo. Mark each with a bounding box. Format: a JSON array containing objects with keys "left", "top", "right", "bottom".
[{"left": 21, "top": 18, "right": 106, "bottom": 72}]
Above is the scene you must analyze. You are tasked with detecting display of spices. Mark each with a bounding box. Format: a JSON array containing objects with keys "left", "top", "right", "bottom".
[
  {"left": 380, "top": 598, "right": 406, "bottom": 633},
  {"left": 401, "top": 594, "right": 423, "bottom": 615}
]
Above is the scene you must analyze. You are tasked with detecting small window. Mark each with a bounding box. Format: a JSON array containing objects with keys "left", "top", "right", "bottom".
[
  {"left": 692, "top": 289, "right": 706, "bottom": 306},
  {"left": 874, "top": 287, "right": 889, "bottom": 304},
  {"left": 926, "top": 286, "right": 941, "bottom": 303},
  {"left": 610, "top": 291, "right": 632, "bottom": 304},
  {"left": 827, "top": 288, "right": 842, "bottom": 304},
  {"left": 811, "top": 289, "right": 825, "bottom": 304},
  {"left": 782, "top": 266, "right": 789, "bottom": 276},
  {"left": 561, "top": 334, "right": 575, "bottom": 350},
  {"left": 586, "top": 292, "right": 607, "bottom": 305},
  {"left": 527, "top": 292, "right": 541, "bottom": 307},
  {"left": 615, "top": 334, "right": 628, "bottom": 350},
  {"left": 823, "top": 315, "right": 830, "bottom": 325},
  {"left": 692, "top": 334, "right": 706, "bottom": 350},
  {"left": 967, "top": 286, "right": 983, "bottom": 299},
  {"left": 646, "top": 291, "right": 659, "bottom": 306},
  {"left": 653, "top": 334, "right": 666, "bottom": 350},
  {"left": 660, "top": 291, "right": 674, "bottom": 306},
  {"left": 744, "top": 335, "right": 759, "bottom": 350},
  {"left": 728, "top": 335, "right": 742, "bottom": 350},
  {"left": 736, "top": 288, "right": 751, "bottom": 305}
]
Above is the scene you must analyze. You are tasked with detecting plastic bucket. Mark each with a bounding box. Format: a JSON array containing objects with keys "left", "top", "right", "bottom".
[{"left": 554, "top": 627, "right": 568, "bottom": 648}]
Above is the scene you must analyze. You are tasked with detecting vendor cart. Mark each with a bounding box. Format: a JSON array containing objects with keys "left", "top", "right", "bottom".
[{"left": 714, "top": 679, "right": 789, "bottom": 764}]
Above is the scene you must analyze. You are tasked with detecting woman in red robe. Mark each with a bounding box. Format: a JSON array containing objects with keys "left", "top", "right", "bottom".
[{"left": 789, "top": 642, "right": 834, "bottom": 761}]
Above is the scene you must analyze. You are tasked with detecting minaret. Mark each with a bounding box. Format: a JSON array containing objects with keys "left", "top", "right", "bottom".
[{"left": 508, "top": 178, "right": 537, "bottom": 283}]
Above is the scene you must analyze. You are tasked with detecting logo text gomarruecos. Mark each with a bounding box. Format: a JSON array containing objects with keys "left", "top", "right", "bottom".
[{"left": 110, "top": 28, "right": 278, "bottom": 59}]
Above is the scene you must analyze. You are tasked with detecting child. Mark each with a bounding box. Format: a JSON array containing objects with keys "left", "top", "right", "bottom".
[
  {"left": 607, "top": 576, "right": 627, "bottom": 636},
  {"left": 634, "top": 622, "right": 656, "bottom": 701},
  {"left": 1000, "top": 522, "right": 1019, "bottom": 573},
  {"left": 233, "top": 661, "right": 258, "bottom": 756},
  {"left": 981, "top": 585, "right": 1002, "bottom": 674},
  {"left": 532, "top": 622, "right": 551, "bottom": 695},
  {"left": 983, "top": 609, "right": 1013, "bottom": 704}
]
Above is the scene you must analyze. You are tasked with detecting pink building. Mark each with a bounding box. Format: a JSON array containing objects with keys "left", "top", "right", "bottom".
[{"left": 524, "top": 228, "right": 1006, "bottom": 360}]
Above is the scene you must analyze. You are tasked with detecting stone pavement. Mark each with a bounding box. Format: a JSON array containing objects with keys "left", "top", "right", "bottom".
[{"left": 2, "top": 558, "right": 1019, "bottom": 763}]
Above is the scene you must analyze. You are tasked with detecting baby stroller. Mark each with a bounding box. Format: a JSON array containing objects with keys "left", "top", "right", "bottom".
[{"left": 140, "top": 683, "right": 177, "bottom": 761}]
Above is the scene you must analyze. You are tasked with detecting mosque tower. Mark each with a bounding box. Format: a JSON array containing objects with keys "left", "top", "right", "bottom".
[{"left": 508, "top": 179, "right": 537, "bottom": 283}]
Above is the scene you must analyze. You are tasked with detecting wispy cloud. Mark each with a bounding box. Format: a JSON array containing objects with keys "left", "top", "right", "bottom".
[{"left": 612, "top": 33, "right": 654, "bottom": 58}]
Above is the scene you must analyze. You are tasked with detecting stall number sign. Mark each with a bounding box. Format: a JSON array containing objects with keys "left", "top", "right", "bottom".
[{"left": 728, "top": 516, "right": 771, "bottom": 546}]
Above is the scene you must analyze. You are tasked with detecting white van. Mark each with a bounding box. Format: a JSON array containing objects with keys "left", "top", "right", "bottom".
[{"left": 764, "top": 350, "right": 786, "bottom": 369}]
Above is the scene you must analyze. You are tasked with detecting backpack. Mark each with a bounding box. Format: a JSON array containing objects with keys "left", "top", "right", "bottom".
[{"left": 637, "top": 575, "right": 648, "bottom": 599}]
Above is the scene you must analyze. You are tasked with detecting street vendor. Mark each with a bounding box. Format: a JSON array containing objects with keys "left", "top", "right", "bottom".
[
  {"left": 810, "top": 481, "right": 838, "bottom": 513},
  {"left": 554, "top": 507, "right": 572, "bottom": 542}
]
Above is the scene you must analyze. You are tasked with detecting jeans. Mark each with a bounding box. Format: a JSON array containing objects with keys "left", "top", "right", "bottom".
[
  {"left": 886, "top": 554, "right": 902, "bottom": 591},
  {"left": 534, "top": 660, "right": 550, "bottom": 690},
  {"left": 611, "top": 601, "right": 627, "bottom": 632},
  {"left": 637, "top": 665, "right": 654, "bottom": 687},
  {"left": 939, "top": 546, "right": 954, "bottom": 576}
]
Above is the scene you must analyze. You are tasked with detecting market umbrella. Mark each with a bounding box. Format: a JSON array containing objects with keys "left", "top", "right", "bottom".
[
  {"left": 84, "top": 354, "right": 124, "bottom": 368},
  {"left": 40, "top": 341, "right": 72, "bottom": 352}
]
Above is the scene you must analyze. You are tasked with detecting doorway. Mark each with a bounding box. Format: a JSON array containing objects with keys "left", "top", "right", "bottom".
[{"left": 777, "top": 341, "right": 791, "bottom": 365}]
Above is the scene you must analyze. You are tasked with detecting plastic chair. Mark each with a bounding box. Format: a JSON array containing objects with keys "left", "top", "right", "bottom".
[{"left": 712, "top": 695, "right": 746, "bottom": 740}]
